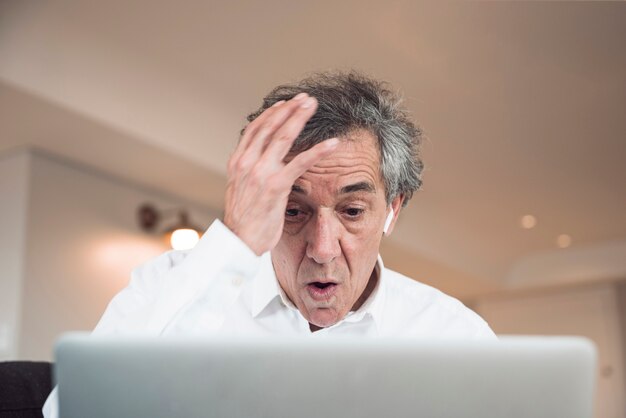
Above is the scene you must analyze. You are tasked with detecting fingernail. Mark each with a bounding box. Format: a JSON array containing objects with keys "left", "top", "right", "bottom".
[
  {"left": 325, "top": 138, "right": 340, "bottom": 148},
  {"left": 294, "top": 92, "right": 308, "bottom": 101},
  {"left": 271, "top": 100, "right": 285, "bottom": 107},
  {"left": 301, "top": 97, "right": 316, "bottom": 109}
]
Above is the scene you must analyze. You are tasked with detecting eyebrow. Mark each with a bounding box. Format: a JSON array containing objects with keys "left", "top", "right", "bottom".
[
  {"left": 340, "top": 181, "right": 376, "bottom": 194},
  {"left": 290, "top": 181, "right": 375, "bottom": 195}
]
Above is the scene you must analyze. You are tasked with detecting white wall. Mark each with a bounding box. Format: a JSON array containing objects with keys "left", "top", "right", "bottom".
[
  {"left": 618, "top": 281, "right": 626, "bottom": 394},
  {"left": 475, "top": 283, "right": 625, "bottom": 418},
  {"left": 0, "top": 149, "right": 217, "bottom": 361},
  {"left": 0, "top": 151, "right": 30, "bottom": 360}
]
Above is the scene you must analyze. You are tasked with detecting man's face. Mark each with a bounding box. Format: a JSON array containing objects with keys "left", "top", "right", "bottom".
[{"left": 271, "top": 130, "right": 398, "bottom": 330}]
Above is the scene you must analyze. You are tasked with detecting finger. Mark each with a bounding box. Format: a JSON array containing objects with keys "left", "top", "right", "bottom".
[
  {"left": 238, "top": 93, "right": 307, "bottom": 154},
  {"left": 229, "top": 100, "right": 286, "bottom": 170},
  {"left": 281, "top": 138, "right": 340, "bottom": 183},
  {"left": 237, "top": 100, "right": 285, "bottom": 151},
  {"left": 244, "top": 96, "right": 312, "bottom": 161},
  {"left": 233, "top": 94, "right": 309, "bottom": 170},
  {"left": 262, "top": 96, "right": 319, "bottom": 164}
]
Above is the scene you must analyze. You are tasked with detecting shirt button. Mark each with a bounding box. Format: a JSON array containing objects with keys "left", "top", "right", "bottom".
[{"left": 231, "top": 276, "right": 243, "bottom": 287}]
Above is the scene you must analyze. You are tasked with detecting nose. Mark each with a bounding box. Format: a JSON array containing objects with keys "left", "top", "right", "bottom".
[{"left": 305, "top": 209, "right": 341, "bottom": 265}]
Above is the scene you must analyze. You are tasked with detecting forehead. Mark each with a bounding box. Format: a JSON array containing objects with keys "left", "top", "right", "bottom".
[{"left": 291, "top": 130, "right": 383, "bottom": 195}]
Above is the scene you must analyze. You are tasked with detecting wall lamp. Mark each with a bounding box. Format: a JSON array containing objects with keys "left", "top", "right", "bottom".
[{"left": 137, "top": 203, "right": 203, "bottom": 250}]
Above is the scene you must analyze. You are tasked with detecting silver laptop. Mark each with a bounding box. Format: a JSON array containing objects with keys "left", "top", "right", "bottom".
[{"left": 54, "top": 334, "right": 596, "bottom": 418}]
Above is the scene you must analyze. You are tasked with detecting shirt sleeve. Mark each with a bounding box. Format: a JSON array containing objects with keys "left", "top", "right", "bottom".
[
  {"left": 99, "top": 219, "right": 262, "bottom": 334},
  {"left": 42, "top": 219, "right": 262, "bottom": 418}
]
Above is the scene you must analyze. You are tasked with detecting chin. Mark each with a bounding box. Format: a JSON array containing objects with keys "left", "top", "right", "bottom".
[{"left": 307, "top": 308, "right": 343, "bottom": 329}]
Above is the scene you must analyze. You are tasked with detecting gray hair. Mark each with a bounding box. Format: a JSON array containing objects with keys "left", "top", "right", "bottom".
[{"left": 245, "top": 71, "right": 423, "bottom": 206}]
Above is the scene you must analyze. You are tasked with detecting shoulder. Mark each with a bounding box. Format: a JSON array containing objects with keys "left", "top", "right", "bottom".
[
  {"left": 384, "top": 269, "right": 471, "bottom": 318},
  {"left": 381, "top": 268, "right": 496, "bottom": 339}
]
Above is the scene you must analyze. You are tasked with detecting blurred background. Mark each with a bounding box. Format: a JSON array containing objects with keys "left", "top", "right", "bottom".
[{"left": 0, "top": 1, "right": 624, "bottom": 416}]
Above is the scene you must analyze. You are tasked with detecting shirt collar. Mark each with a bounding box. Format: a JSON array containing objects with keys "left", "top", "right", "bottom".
[
  {"left": 251, "top": 252, "right": 286, "bottom": 317},
  {"left": 340, "top": 255, "right": 386, "bottom": 329},
  {"left": 251, "top": 253, "right": 387, "bottom": 329}
]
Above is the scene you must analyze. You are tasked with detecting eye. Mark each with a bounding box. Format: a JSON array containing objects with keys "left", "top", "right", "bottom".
[
  {"left": 285, "top": 206, "right": 308, "bottom": 223},
  {"left": 343, "top": 207, "right": 364, "bottom": 218}
]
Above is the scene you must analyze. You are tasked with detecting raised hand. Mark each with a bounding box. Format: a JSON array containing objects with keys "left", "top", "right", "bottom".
[{"left": 224, "top": 93, "right": 339, "bottom": 255}]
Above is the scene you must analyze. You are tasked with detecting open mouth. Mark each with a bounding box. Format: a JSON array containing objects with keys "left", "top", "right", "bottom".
[
  {"left": 312, "top": 282, "right": 333, "bottom": 289},
  {"left": 306, "top": 281, "right": 338, "bottom": 300}
]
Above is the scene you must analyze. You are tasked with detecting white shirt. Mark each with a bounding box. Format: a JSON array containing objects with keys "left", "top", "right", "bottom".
[{"left": 43, "top": 220, "right": 495, "bottom": 417}]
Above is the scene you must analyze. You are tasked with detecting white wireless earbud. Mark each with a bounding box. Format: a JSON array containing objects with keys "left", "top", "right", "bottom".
[{"left": 383, "top": 208, "right": 394, "bottom": 234}]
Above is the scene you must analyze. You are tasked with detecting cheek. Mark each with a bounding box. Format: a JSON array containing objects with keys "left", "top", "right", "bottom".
[
  {"left": 343, "top": 220, "right": 382, "bottom": 253},
  {"left": 341, "top": 231, "right": 381, "bottom": 278},
  {"left": 273, "top": 235, "right": 306, "bottom": 276}
]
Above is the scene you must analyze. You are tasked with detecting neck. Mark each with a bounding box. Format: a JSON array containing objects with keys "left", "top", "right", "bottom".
[{"left": 351, "top": 266, "right": 379, "bottom": 312}]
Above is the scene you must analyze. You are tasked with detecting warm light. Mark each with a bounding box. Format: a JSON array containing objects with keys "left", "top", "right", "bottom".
[
  {"left": 520, "top": 215, "right": 537, "bottom": 229},
  {"left": 170, "top": 228, "right": 200, "bottom": 250},
  {"left": 557, "top": 234, "right": 572, "bottom": 249}
]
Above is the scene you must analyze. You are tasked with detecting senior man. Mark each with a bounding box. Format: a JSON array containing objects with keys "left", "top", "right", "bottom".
[{"left": 43, "top": 71, "right": 494, "bottom": 417}]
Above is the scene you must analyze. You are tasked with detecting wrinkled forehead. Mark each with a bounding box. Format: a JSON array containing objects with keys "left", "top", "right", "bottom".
[
  {"left": 286, "top": 128, "right": 381, "bottom": 167},
  {"left": 287, "top": 130, "right": 385, "bottom": 197},
  {"left": 294, "top": 126, "right": 378, "bottom": 150}
]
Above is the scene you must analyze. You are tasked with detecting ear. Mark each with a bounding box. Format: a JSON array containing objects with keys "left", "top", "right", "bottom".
[{"left": 383, "top": 194, "right": 404, "bottom": 236}]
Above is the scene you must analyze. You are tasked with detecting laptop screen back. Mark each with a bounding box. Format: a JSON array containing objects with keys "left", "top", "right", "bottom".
[{"left": 55, "top": 334, "right": 596, "bottom": 418}]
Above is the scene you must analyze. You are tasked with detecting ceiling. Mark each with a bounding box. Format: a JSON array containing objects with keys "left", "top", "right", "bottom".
[{"left": 1, "top": 0, "right": 625, "bottom": 297}]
